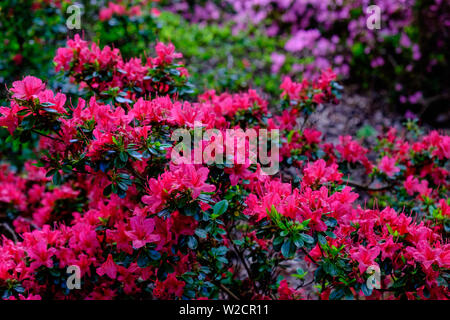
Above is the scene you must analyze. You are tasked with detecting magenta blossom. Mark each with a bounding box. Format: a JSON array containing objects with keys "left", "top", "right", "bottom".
[
  {"left": 10, "top": 76, "right": 45, "bottom": 100},
  {"left": 379, "top": 156, "right": 400, "bottom": 177}
]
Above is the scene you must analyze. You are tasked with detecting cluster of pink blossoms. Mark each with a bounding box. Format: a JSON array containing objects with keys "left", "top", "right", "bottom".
[
  {"left": 54, "top": 34, "right": 189, "bottom": 97},
  {"left": 0, "top": 37, "right": 448, "bottom": 300},
  {"left": 99, "top": 1, "right": 161, "bottom": 21}
]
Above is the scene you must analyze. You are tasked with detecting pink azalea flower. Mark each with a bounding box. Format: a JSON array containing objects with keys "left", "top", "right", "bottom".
[
  {"left": 0, "top": 104, "right": 20, "bottom": 135},
  {"left": 280, "top": 76, "right": 302, "bottom": 100},
  {"left": 153, "top": 273, "right": 185, "bottom": 299},
  {"left": 28, "top": 241, "right": 56, "bottom": 270},
  {"left": 97, "top": 254, "right": 118, "bottom": 279},
  {"left": 302, "top": 159, "right": 342, "bottom": 186},
  {"left": 125, "top": 216, "right": 159, "bottom": 249},
  {"left": 10, "top": 76, "right": 45, "bottom": 100},
  {"left": 379, "top": 156, "right": 400, "bottom": 177},
  {"left": 406, "top": 240, "right": 440, "bottom": 270},
  {"left": 154, "top": 42, "right": 182, "bottom": 65},
  {"left": 350, "top": 246, "right": 381, "bottom": 274},
  {"left": 303, "top": 128, "right": 321, "bottom": 144},
  {"left": 180, "top": 165, "right": 216, "bottom": 199}
]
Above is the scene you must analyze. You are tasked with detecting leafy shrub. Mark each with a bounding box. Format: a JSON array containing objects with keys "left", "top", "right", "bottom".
[
  {"left": 0, "top": 36, "right": 448, "bottom": 300},
  {"left": 0, "top": 0, "right": 162, "bottom": 166},
  {"left": 157, "top": 11, "right": 307, "bottom": 98}
]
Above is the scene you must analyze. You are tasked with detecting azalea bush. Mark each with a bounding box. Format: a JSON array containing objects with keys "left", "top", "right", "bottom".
[
  {"left": 0, "top": 0, "right": 164, "bottom": 166},
  {"left": 0, "top": 35, "right": 448, "bottom": 300},
  {"left": 0, "top": 0, "right": 161, "bottom": 102}
]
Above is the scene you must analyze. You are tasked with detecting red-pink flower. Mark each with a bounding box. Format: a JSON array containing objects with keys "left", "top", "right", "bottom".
[
  {"left": 406, "top": 240, "right": 440, "bottom": 271},
  {"left": 180, "top": 165, "right": 215, "bottom": 199},
  {"left": 154, "top": 42, "right": 182, "bottom": 65},
  {"left": 97, "top": 254, "right": 118, "bottom": 279},
  {"left": 125, "top": 216, "right": 159, "bottom": 249},
  {"left": 438, "top": 199, "right": 450, "bottom": 217},
  {"left": 153, "top": 273, "right": 185, "bottom": 299},
  {"left": 0, "top": 104, "right": 20, "bottom": 135},
  {"left": 302, "top": 159, "right": 342, "bottom": 187},
  {"left": 378, "top": 156, "right": 400, "bottom": 177},
  {"left": 280, "top": 76, "right": 306, "bottom": 100},
  {"left": 303, "top": 128, "right": 321, "bottom": 144},
  {"left": 278, "top": 279, "right": 304, "bottom": 300},
  {"left": 142, "top": 165, "right": 215, "bottom": 213},
  {"left": 28, "top": 241, "right": 56, "bottom": 270},
  {"left": 99, "top": 7, "right": 114, "bottom": 21},
  {"left": 336, "top": 135, "right": 369, "bottom": 164},
  {"left": 350, "top": 246, "right": 380, "bottom": 274},
  {"left": 403, "top": 175, "right": 431, "bottom": 197},
  {"left": 10, "top": 76, "right": 46, "bottom": 100}
]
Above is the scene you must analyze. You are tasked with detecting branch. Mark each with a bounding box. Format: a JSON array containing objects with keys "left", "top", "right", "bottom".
[
  {"left": 418, "top": 93, "right": 450, "bottom": 117},
  {"left": 296, "top": 279, "right": 315, "bottom": 290},
  {"left": 227, "top": 229, "right": 254, "bottom": 285},
  {"left": 126, "top": 164, "right": 147, "bottom": 185},
  {"left": 0, "top": 223, "right": 18, "bottom": 243},
  {"left": 31, "top": 129, "right": 64, "bottom": 143},
  {"left": 217, "top": 283, "right": 240, "bottom": 300},
  {"left": 344, "top": 179, "right": 393, "bottom": 192},
  {"left": 301, "top": 248, "right": 318, "bottom": 266}
]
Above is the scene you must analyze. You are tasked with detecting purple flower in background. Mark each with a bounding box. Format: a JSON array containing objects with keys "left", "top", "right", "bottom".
[
  {"left": 370, "top": 57, "right": 385, "bottom": 68},
  {"left": 409, "top": 92, "right": 423, "bottom": 104},
  {"left": 412, "top": 45, "right": 421, "bottom": 60},
  {"left": 285, "top": 29, "right": 321, "bottom": 52},
  {"left": 270, "top": 52, "right": 286, "bottom": 74},
  {"left": 405, "top": 110, "right": 418, "bottom": 120},
  {"left": 162, "top": 0, "right": 447, "bottom": 107},
  {"left": 400, "top": 33, "right": 412, "bottom": 48}
]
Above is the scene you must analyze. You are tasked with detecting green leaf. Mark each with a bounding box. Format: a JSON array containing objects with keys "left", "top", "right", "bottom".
[
  {"left": 293, "top": 238, "right": 304, "bottom": 248},
  {"left": 187, "top": 236, "right": 198, "bottom": 249},
  {"left": 137, "top": 254, "right": 150, "bottom": 268},
  {"left": 325, "top": 218, "right": 338, "bottom": 228},
  {"left": 216, "top": 256, "right": 228, "bottom": 264},
  {"left": 148, "top": 250, "right": 161, "bottom": 260},
  {"left": 46, "top": 169, "right": 57, "bottom": 177},
  {"left": 212, "top": 246, "right": 228, "bottom": 256},
  {"left": 329, "top": 288, "right": 345, "bottom": 300},
  {"left": 300, "top": 233, "right": 314, "bottom": 244},
  {"left": 273, "top": 236, "right": 284, "bottom": 246},
  {"left": 117, "top": 181, "right": 129, "bottom": 192},
  {"left": 357, "top": 125, "right": 377, "bottom": 139},
  {"left": 195, "top": 229, "right": 207, "bottom": 239},
  {"left": 323, "top": 262, "right": 339, "bottom": 276},
  {"left": 119, "top": 151, "right": 128, "bottom": 163},
  {"left": 318, "top": 234, "right": 327, "bottom": 245},
  {"left": 212, "top": 200, "right": 228, "bottom": 218},
  {"left": 52, "top": 171, "right": 62, "bottom": 185},
  {"left": 292, "top": 268, "right": 307, "bottom": 279},
  {"left": 62, "top": 165, "right": 73, "bottom": 174},
  {"left": 325, "top": 231, "right": 337, "bottom": 239},
  {"left": 361, "top": 283, "right": 373, "bottom": 297},
  {"left": 281, "top": 240, "right": 293, "bottom": 258},
  {"left": 117, "top": 188, "right": 126, "bottom": 199},
  {"left": 128, "top": 150, "right": 143, "bottom": 160},
  {"left": 42, "top": 107, "right": 58, "bottom": 114},
  {"left": 115, "top": 96, "right": 133, "bottom": 104},
  {"left": 21, "top": 116, "right": 35, "bottom": 130}
]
